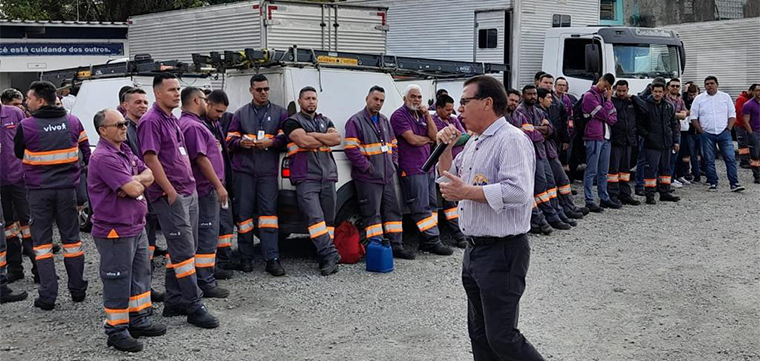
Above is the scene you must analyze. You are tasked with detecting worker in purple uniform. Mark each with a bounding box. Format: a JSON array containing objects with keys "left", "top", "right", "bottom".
[
  {"left": 88, "top": 108, "right": 166, "bottom": 352},
  {"left": 226, "top": 74, "right": 288, "bottom": 276},
  {"left": 282, "top": 87, "right": 342, "bottom": 276},
  {"left": 14, "top": 81, "right": 90, "bottom": 310},
  {"left": 390, "top": 85, "right": 453, "bottom": 256},
  {"left": 178, "top": 87, "right": 230, "bottom": 299},
  {"left": 581, "top": 73, "right": 618, "bottom": 211},
  {"left": 137, "top": 73, "right": 219, "bottom": 328},
  {"left": 344, "top": 86, "right": 415, "bottom": 260},
  {"left": 1, "top": 93, "right": 38, "bottom": 284},
  {"left": 431, "top": 94, "right": 470, "bottom": 248},
  {"left": 202, "top": 90, "right": 235, "bottom": 280}
]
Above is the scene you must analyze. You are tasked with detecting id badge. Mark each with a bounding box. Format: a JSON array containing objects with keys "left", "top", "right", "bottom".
[
  {"left": 381, "top": 144, "right": 389, "bottom": 153},
  {"left": 257, "top": 130, "right": 266, "bottom": 141},
  {"left": 179, "top": 146, "right": 187, "bottom": 156}
]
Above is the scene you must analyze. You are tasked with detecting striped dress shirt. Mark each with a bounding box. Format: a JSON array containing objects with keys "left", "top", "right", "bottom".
[{"left": 450, "top": 117, "right": 535, "bottom": 237}]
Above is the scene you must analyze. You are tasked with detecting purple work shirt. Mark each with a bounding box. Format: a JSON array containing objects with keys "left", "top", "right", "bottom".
[
  {"left": 87, "top": 140, "right": 148, "bottom": 239},
  {"left": 743, "top": 98, "right": 760, "bottom": 132},
  {"left": 390, "top": 106, "right": 432, "bottom": 175},
  {"left": 665, "top": 94, "right": 686, "bottom": 113},
  {"left": 136, "top": 104, "right": 196, "bottom": 203},
  {"left": 431, "top": 113, "right": 466, "bottom": 159},
  {"left": 179, "top": 111, "right": 225, "bottom": 198},
  {"left": 1, "top": 104, "right": 25, "bottom": 185}
]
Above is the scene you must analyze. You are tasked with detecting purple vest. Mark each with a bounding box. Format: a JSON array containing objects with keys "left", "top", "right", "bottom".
[
  {"left": 20, "top": 114, "right": 87, "bottom": 189},
  {"left": 286, "top": 112, "right": 338, "bottom": 184},
  {"left": 1, "top": 104, "right": 25, "bottom": 186},
  {"left": 344, "top": 109, "right": 397, "bottom": 185}
]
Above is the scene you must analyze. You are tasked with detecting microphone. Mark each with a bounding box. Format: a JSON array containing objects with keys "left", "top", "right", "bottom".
[{"left": 422, "top": 142, "right": 448, "bottom": 173}]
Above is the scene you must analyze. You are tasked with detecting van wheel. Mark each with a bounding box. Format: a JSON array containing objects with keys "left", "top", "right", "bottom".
[
  {"left": 79, "top": 201, "right": 92, "bottom": 233},
  {"left": 335, "top": 197, "right": 363, "bottom": 239}
]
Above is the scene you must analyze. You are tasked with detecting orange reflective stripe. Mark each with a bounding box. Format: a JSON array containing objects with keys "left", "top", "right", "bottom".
[
  {"left": 738, "top": 147, "right": 750, "bottom": 155},
  {"left": 63, "top": 242, "right": 84, "bottom": 258},
  {"left": 238, "top": 219, "right": 254, "bottom": 234},
  {"left": 308, "top": 221, "right": 328, "bottom": 238},
  {"left": 521, "top": 123, "right": 535, "bottom": 131},
  {"left": 218, "top": 234, "right": 233, "bottom": 248},
  {"left": 23, "top": 147, "right": 78, "bottom": 165},
  {"left": 444, "top": 207, "right": 459, "bottom": 220},
  {"left": 4, "top": 222, "right": 19, "bottom": 238},
  {"left": 607, "top": 173, "right": 619, "bottom": 183},
  {"left": 258, "top": 216, "right": 279, "bottom": 229},
  {"left": 751, "top": 160, "right": 760, "bottom": 167},
  {"left": 558, "top": 185, "right": 572, "bottom": 195},
  {"left": 547, "top": 187, "right": 558, "bottom": 199},
  {"left": 537, "top": 192, "right": 550, "bottom": 203},
  {"left": 195, "top": 253, "right": 215, "bottom": 268},
  {"left": 78, "top": 131, "right": 88, "bottom": 143},
  {"left": 359, "top": 142, "right": 384, "bottom": 156},
  {"left": 618, "top": 173, "right": 631, "bottom": 182},
  {"left": 34, "top": 244, "right": 53, "bottom": 260},
  {"left": 0, "top": 250, "right": 6, "bottom": 267},
  {"left": 105, "top": 308, "right": 130, "bottom": 326},
  {"left": 327, "top": 227, "right": 335, "bottom": 239},
  {"left": 659, "top": 176, "right": 672, "bottom": 185},
  {"left": 20, "top": 225, "right": 31, "bottom": 239},
  {"left": 365, "top": 223, "right": 383, "bottom": 238},
  {"left": 644, "top": 178, "right": 657, "bottom": 187},
  {"left": 383, "top": 221, "right": 403, "bottom": 234},
  {"left": 344, "top": 137, "right": 361, "bottom": 149},
  {"left": 226, "top": 132, "right": 241, "bottom": 142},
  {"left": 128, "top": 291, "right": 152, "bottom": 312},
  {"left": 416, "top": 215, "right": 437, "bottom": 232},
  {"left": 173, "top": 257, "right": 196, "bottom": 278}
]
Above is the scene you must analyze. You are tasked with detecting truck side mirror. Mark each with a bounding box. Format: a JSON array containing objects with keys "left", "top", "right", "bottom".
[{"left": 584, "top": 43, "right": 601, "bottom": 74}]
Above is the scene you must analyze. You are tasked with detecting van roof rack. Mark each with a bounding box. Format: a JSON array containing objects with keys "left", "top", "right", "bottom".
[
  {"left": 192, "top": 46, "right": 508, "bottom": 79},
  {"left": 40, "top": 55, "right": 209, "bottom": 87}
]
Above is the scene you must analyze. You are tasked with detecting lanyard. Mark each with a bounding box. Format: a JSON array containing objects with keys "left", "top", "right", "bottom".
[{"left": 365, "top": 112, "right": 386, "bottom": 144}]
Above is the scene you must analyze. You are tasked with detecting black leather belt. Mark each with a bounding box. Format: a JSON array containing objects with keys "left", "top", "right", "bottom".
[{"left": 467, "top": 234, "right": 523, "bottom": 247}]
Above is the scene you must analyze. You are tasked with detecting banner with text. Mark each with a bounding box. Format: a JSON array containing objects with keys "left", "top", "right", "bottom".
[{"left": 0, "top": 43, "right": 124, "bottom": 56}]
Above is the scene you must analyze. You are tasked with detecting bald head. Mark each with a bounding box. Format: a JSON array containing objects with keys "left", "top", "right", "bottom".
[{"left": 95, "top": 108, "right": 128, "bottom": 145}]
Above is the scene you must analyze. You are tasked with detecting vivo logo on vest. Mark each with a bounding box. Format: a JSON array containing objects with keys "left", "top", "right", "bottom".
[{"left": 43, "top": 122, "right": 67, "bottom": 132}]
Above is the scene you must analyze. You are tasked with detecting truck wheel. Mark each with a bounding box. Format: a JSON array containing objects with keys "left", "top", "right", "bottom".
[
  {"left": 335, "top": 197, "right": 363, "bottom": 239},
  {"left": 79, "top": 201, "right": 92, "bottom": 233}
]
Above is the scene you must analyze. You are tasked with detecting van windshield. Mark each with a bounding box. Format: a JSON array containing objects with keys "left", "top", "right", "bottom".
[{"left": 613, "top": 44, "right": 680, "bottom": 79}]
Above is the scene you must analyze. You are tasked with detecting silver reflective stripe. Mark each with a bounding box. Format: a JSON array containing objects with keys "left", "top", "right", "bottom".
[
  {"left": 258, "top": 216, "right": 278, "bottom": 228},
  {"left": 78, "top": 131, "right": 88, "bottom": 142},
  {"left": 589, "top": 104, "right": 603, "bottom": 117},
  {"left": 365, "top": 224, "right": 383, "bottom": 237},
  {"left": 173, "top": 258, "right": 196, "bottom": 277},
  {"left": 383, "top": 222, "right": 403, "bottom": 233},
  {"left": 4, "top": 223, "right": 19, "bottom": 238},
  {"left": 195, "top": 254, "right": 215, "bottom": 268},
  {"left": 361, "top": 144, "right": 384, "bottom": 155},
  {"left": 23, "top": 147, "right": 78, "bottom": 165},
  {"left": 63, "top": 242, "right": 83, "bottom": 257},
  {"left": 0, "top": 250, "right": 6, "bottom": 267},
  {"left": 105, "top": 308, "right": 129, "bottom": 326},
  {"left": 344, "top": 138, "right": 360, "bottom": 148},
  {"left": 34, "top": 244, "right": 53, "bottom": 260},
  {"left": 128, "top": 291, "right": 152, "bottom": 312},
  {"left": 308, "top": 221, "right": 328, "bottom": 238}
]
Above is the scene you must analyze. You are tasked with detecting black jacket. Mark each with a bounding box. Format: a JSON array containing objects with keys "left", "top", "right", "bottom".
[
  {"left": 545, "top": 93, "right": 570, "bottom": 144},
  {"left": 637, "top": 96, "right": 680, "bottom": 150},
  {"left": 610, "top": 96, "right": 638, "bottom": 146}
]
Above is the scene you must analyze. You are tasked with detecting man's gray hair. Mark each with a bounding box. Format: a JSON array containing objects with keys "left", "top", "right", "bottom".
[
  {"left": 404, "top": 84, "right": 423, "bottom": 98},
  {"left": 93, "top": 108, "right": 110, "bottom": 134}
]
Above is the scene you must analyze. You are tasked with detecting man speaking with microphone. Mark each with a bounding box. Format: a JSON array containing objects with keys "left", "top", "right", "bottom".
[{"left": 437, "top": 75, "right": 546, "bottom": 361}]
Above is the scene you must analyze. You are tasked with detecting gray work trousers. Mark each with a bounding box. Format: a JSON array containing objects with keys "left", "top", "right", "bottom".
[
  {"left": 94, "top": 231, "right": 152, "bottom": 336},
  {"left": 399, "top": 172, "right": 440, "bottom": 245},
  {"left": 355, "top": 180, "right": 403, "bottom": 247},
  {"left": 29, "top": 188, "right": 87, "bottom": 305},
  {"left": 1, "top": 183, "right": 36, "bottom": 277},
  {"left": 152, "top": 192, "right": 203, "bottom": 313},
  {"left": 296, "top": 181, "right": 339, "bottom": 259},
  {"left": 232, "top": 172, "right": 280, "bottom": 262},
  {"left": 196, "top": 191, "right": 219, "bottom": 291}
]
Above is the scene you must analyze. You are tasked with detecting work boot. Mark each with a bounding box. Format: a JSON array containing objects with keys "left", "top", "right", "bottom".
[
  {"left": 0, "top": 287, "right": 28, "bottom": 304},
  {"left": 558, "top": 212, "right": 577, "bottom": 227},
  {"left": 420, "top": 243, "right": 454, "bottom": 256},
  {"left": 620, "top": 196, "right": 641, "bottom": 206},
  {"left": 220, "top": 261, "right": 242, "bottom": 271},
  {"left": 128, "top": 322, "right": 167, "bottom": 338},
  {"left": 33, "top": 298, "right": 55, "bottom": 311},
  {"left": 600, "top": 199, "right": 622, "bottom": 209},
  {"left": 107, "top": 333, "right": 143, "bottom": 353},
  {"left": 540, "top": 223, "right": 553, "bottom": 235},
  {"left": 391, "top": 246, "right": 416, "bottom": 260},
  {"left": 455, "top": 238, "right": 468, "bottom": 249},
  {"left": 635, "top": 188, "right": 645, "bottom": 197},
  {"left": 151, "top": 288, "right": 165, "bottom": 303},
  {"left": 265, "top": 259, "right": 286, "bottom": 277},
  {"left": 162, "top": 303, "right": 187, "bottom": 317},
  {"left": 319, "top": 253, "right": 340, "bottom": 276},
  {"left": 214, "top": 267, "right": 234, "bottom": 280},
  {"left": 585, "top": 203, "right": 604, "bottom": 213},
  {"left": 240, "top": 259, "right": 254, "bottom": 273},
  {"left": 565, "top": 210, "right": 583, "bottom": 219},
  {"left": 202, "top": 286, "right": 230, "bottom": 299},
  {"left": 549, "top": 221, "right": 571, "bottom": 230},
  {"left": 645, "top": 194, "right": 657, "bottom": 205},
  {"left": 659, "top": 193, "right": 680, "bottom": 202},
  {"left": 579, "top": 206, "right": 590, "bottom": 216},
  {"left": 187, "top": 305, "right": 219, "bottom": 329},
  {"left": 530, "top": 224, "right": 541, "bottom": 234},
  {"left": 7, "top": 270, "right": 24, "bottom": 283}
]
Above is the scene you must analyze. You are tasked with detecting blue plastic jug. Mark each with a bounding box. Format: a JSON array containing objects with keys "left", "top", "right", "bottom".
[{"left": 365, "top": 237, "right": 394, "bottom": 273}]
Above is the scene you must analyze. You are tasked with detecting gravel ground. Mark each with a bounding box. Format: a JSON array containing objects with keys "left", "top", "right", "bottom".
[{"left": 1, "top": 162, "right": 759, "bottom": 361}]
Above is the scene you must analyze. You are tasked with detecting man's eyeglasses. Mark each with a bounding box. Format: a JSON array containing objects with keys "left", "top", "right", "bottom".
[
  {"left": 254, "top": 87, "right": 270, "bottom": 93},
  {"left": 460, "top": 97, "right": 483, "bottom": 106},
  {"left": 104, "top": 121, "right": 129, "bottom": 129}
]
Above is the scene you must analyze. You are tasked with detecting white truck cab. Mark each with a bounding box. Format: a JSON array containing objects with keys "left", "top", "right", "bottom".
[{"left": 542, "top": 27, "right": 685, "bottom": 97}]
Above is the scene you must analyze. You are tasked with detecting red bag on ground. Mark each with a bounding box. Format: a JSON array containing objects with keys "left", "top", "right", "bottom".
[{"left": 333, "top": 221, "right": 365, "bottom": 264}]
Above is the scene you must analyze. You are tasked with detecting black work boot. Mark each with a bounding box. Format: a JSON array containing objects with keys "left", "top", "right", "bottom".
[
  {"left": 319, "top": 253, "right": 341, "bottom": 276},
  {"left": 265, "top": 258, "right": 286, "bottom": 277},
  {"left": 162, "top": 303, "right": 187, "bottom": 317},
  {"left": 33, "top": 297, "right": 54, "bottom": 310},
  {"left": 585, "top": 203, "right": 603, "bottom": 213},
  {"left": 600, "top": 199, "right": 622, "bottom": 209},
  {"left": 128, "top": 322, "right": 167, "bottom": 338},
  {"left": 202, "top": 286, "right": 230, "bottom": 299},
  {"left": 645, "top": 194, "right": 657, "bottom": 205},
  {"left": 107, "top": 333, "right": 143, "bottom": 353},
  {"left": 7, "top": 269, "right": 24, "bottom": 283},
  {"left": 391, "top": 246, "right": 416, "bottom": 260},
  {"left": 620, "top": 196, "right": 641, "bottom": 206},
  {"left": 419, "top": 242, "right": 453, "bottom": 256},
  {"left": 659, "top": 192, "right": 680, "bottom": 202},
  {"left": 530, "top": 224, "right": 541, "bottom": 234},
  {"left": 151, "top": 288, "right": 165, "bottom": 303},
  {"left": 540, "top": 223, "right": 553, "bottom": 235},
  {"left": 214, "top": 267, "right": 234, "bottom": 280},
  {"left": 240, "top": 259, "right": 254, "bottom": 273},
  {"left": 0, "top": 286, "right": 28, "bottom": 304},
  {"left": 187, "top": 305, "right": 220, "bottom": 329}
]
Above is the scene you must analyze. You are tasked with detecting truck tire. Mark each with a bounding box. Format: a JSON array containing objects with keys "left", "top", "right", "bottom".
[
  {"left": 79, "top": 201, "right": 93, "bottom": 233},
  {"left": 334, "top": 196, "right": 363, "bottom": 239}
]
